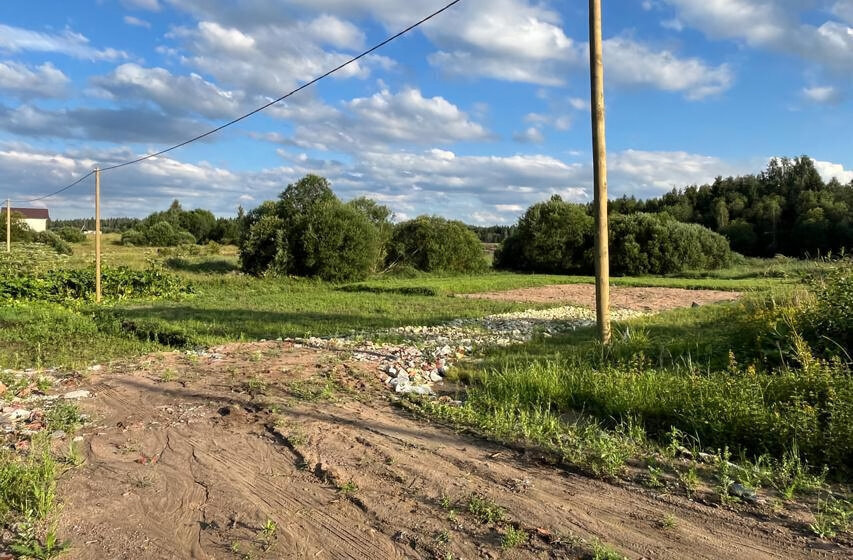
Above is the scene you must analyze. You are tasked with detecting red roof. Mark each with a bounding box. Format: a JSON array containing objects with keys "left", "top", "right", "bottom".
[{"left": 10, "top": 208, "right": 50, "bottom": 220}]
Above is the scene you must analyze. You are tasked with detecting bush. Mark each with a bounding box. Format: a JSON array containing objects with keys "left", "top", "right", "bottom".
[
  {"left": 120, "top": 221, "right": 196, "bottom": 247},
  {"left": 53, "top": 227, "right": 86, "bottom": 243},
  {"left": 387, "top": 216, "right": 487, "bottom": 274},
  {"left": 34, "top": 231, "right": 72, "bottom": 255},
  {"left": 0, "top": 212, "right": 35, "bottom": 243},
  {"left": 0, "top": 265, "right": 194, "bottom": 303},
  {"left": 494, "top": 196, "right": 592, "bottom": 272},
  {"left": 239, "top": 175, "right": 385, "bottom": 281},
  {"left": 609, "top": 213, "right": 732, "bottom": 275},
  {"left": 804, "top": 266, "right": 853, "bottom": 358}
]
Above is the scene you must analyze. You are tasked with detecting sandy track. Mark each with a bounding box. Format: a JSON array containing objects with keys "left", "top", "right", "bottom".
[
  {"left": 56, "top": 343, "right": 848, "bottom": 559},
  {"left": 461, "top": 284, "right": 740, "bottom": 311}
]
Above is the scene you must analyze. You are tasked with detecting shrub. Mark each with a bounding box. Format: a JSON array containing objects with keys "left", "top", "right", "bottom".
[
  {"left": 0, "top": 265, "right": 194, "bottom": 302},
  {"left": 34, "top": 231, "right": 72, "bottom": 255},
  {"left": 0, "top": 212, "right": 35, "bottom": 243},
  {"left": 804, "top": 266, "right": 853, "bottom": 358},
  {"left": 295, "top": 201, "right": 380, "bottom": 282},
  {"left": 608, "top": 213, "right": 732, "bottom": 275},
  {"left": 53, "top": 227, "right": 86, "bottom": 243},
  {"left": 387, "top": 216, "right": 486, "bottom": 274},
  {"left": 239, "top": 175, "right": 385, "bottom": 281},
  {"left": 494, "top": 196, "right": 592, "bottom": 272},
  {"left": 120, "top": 221, "right": 196, "bottom": 247}
]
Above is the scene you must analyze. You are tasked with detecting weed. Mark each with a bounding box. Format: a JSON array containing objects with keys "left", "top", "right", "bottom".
[
  {"left": 10, "top": 526, "right": 69, "bottom": 560},
  {"left": 810, "top": 495, "right": 852, "bottom": 539},
  {"left": 63, "top": 441, "right": 85, "bottom": 467},
  {"left": 260, "top": 518, "right": 277, "bottom": 550},
  {"left": 439, "top": 495, "right": 453, "bottom": 510},
  {"left": 0, "top": 434, "right": 58, "bottom": 521},
  {"left": 676, "top": 465, "right": 699, "bottom": 498},
  {"left": 501, "top": 525, "right": 528, "bottom": 549},
  {"left": 588, "top": 538, "right": 625, "bottom": 560},
  {"left": 645, "top": 464, "right": 665, "bottom": 489},
  {"left": 716, "top": 446, "right": 734, "bottom": 504},
  {"left": 661, "top": 513, "right": 678, "bottom": 529},
  {"left": 287, "top": 376, "right": 338, "bottom": 402},
  {"left": 338, "top": 481, "right": 358, "bottom": 497},
  {"left": 244, "top": 376, "right": 268, "bottom": 397},
  {"left": 159, "top": 369, "right": 177, "bottom": 382},
  {"left": 45, "top": 401, "right": 84, "bottom": 434},
  {"left": 467, "top": 494, "right": 504, "bottom": 524},
  {"left": 434, "top": 529, "right": 451, "bottom": 544}
]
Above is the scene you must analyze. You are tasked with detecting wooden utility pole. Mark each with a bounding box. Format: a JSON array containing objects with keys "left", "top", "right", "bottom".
[
  {"left": 95, "top": 167, "right": 102, "bottom": 303},
  {"left": 589, "top": 0, "right": 611, "bottom": 344},
  {"left": 5, "top": 199, "right": 10, "bottom": 253}
]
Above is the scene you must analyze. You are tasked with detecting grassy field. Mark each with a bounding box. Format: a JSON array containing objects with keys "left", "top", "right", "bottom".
[
  {"left": 0, "top": 237, "right": 838, "bottom": 370},
  {"left": 2, "top": 237, "right": 852, "bottom": 546}
]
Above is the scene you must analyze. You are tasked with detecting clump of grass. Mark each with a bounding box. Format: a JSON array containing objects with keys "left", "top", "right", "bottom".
[
  {"left": 0, "top": 435, "right": 58, "bottom": 521},
  {"left": 501, "top": 525, "right": 528, "bottom": 549},
  {"left": 260, "top": 518, "right": 277, "bottom": 551},
  {"left": 244, "top": 376, "right": 268, "bottom": 397},
  {"left": 338, "top": 480, "right": 358, "bottom": 497},
  {"left": 45, "top": 401, "right": 84, "bottom": 434},
  {"left": 588, "top": 539, "right": 625, "bottom": 560},
  {"left": 467, "top": 494, "right": 504, "bottom": 524},
  {"left": 287, "top": 376, "right": 339, "bottom": 402},
  {"left": 9, "top": 525, "right": 69, "bottom": 560},
  {"left": 810, "top": 495, "right": 852, "bottom": 539}
]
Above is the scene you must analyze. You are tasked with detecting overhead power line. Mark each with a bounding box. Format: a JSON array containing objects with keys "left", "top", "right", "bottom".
[{"left": 12, "top": 0, "right": 463, "bottom": 203}]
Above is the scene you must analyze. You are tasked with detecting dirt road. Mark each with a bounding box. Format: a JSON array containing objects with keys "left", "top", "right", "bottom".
[
  {"left": 461, "top": 284, "right": 739, "bottom": 312},
  {"left": 55, "top": 342, "right": 848, "bottom": 560}
]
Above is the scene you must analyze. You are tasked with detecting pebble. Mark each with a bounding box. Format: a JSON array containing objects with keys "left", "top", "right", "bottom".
[
  {"left": 296, "top": 305, "right": 646, "bottom": 398},
  {"left": 63, "top": 390, "right": 92, "bottom": 400}
]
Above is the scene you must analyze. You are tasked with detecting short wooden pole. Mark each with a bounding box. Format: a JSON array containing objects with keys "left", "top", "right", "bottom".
[
  {"left": 95, "top": 168, "right": 102, "bottom": 303},
  {"left": 5, "top": 199, "right": 9, "bottom": 253},
  {"left": 589, "top": 0, "right": 611, "bottom": 344}
]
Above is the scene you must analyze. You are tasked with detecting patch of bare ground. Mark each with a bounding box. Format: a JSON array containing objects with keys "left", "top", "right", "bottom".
[
  {"left": 55, "top": 342, "right": 848, "bottom": 559},
  {"left": 461, "top": 284, "right": 739, "bottom": 312}
]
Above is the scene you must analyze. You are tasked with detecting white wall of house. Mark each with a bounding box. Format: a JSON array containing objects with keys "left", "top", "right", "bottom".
[{"left": 22, "top": 218, "right": 47, "bottom": 233}]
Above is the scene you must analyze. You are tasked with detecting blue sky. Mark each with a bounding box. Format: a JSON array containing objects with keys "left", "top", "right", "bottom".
[{"left": 0, "top": 0, "right": 851, "bottom": 222}]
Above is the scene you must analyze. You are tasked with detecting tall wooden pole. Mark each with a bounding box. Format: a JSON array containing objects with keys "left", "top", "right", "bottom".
[
  {"left": 95, "top": 167, "right": 102, "bottom": 303},
  {"left": 5, "top": 199, "right": 10, "bottom": 253},
  {"left": 589, "top": 0, "right": 611, "bottom": 344}
]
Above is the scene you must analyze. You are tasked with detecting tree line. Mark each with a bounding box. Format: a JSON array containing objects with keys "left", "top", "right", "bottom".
[{"left": 609, "top": 156, "right": 853, "bottom": 257}]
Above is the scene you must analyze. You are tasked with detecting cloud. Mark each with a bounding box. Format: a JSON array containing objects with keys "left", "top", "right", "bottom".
[
  {"left": 259, "top": 87, "right": 490, "bottom": 152},
  {"left": 166, "top": 18, "right": 386, "bottom": 97},
  {"left": 0, "top": 104, "right": 207, "bottom": 144},
  {"left": 513, "top": 127, "right": 545, "bottom": 143},
  {"left": 0, "top": 61, "right": 69, "bottom": 98},
  {"left": 813, "top": 159, "right": 853, "bottom": 184},
  {"left": 123, "top": 16, "right": 152, "bottom": 29},
  {"left": 0, "top": 23, "right": 127, "bottom": 61},
  {"left": 608, "top": 149, "right": 748, "bottom": 198},
  {"left": 92, "top": 63, "right": 244, "bottom": 119},
  {"left": 802, "top": 85, "right": 842, "bottom": 104},
  {"left": 663, "top": 0, "right": 853, "bottom": 73},
  {"left": 834, "top": 0, "right": 853, "bottom": 24},
  {"left": 121, "top": 0, "right": 161, "bottom": 10},
  {"left": 603, "top": 37, "right": 734, "bottom": 99}
]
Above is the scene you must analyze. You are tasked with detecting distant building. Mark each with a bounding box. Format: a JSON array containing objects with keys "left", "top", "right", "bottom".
[{"left": 10, "top": 207, "right": 50, "bottom": 233}]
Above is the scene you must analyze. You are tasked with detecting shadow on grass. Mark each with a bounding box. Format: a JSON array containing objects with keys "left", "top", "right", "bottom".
[
  {"left": 107, "top": 305, "right": 460, "bottom": 341},
  {"left": 165, "top": 257, "right": 240, "bottom": 274}
]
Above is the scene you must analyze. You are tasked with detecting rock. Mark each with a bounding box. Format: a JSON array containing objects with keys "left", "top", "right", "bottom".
[
  {"left": 51, "top": 430, "right": 67, "bottom": 440},
  {"left": 429, "top": 371, "right": 442, "bottom": 382},
  {"left": 691, "top": 302, "right": 700, "bottom": 308},
  {"left": 72, "top": 436, "right": 84, "bottom": 443},
  {"left": 63, "top": 390, "right": 91, "bottom": 400},
  {"left": 729, "top": 482, "right": 758, "bottom": 503},
  {"left": 0, "top": 382, "right": 6, "bottom": 396},
  {"left": 88, "top": 364, "right": 102, "bottom": 371},
  {"left": 1, "top": 409, "right": 31, "bottom": 423}
]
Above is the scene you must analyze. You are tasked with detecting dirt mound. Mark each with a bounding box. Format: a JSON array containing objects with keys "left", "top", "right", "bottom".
[
  {"left": 51, "top": 342, "right": 847, "bottom": 559},
  {"left": 461, "top": 284, "right": 740, "bottom": 312}
]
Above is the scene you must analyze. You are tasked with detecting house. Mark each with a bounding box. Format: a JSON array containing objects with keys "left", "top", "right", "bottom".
[{"left": 10, "top": 207, "right": 50, "bottom": 233}]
